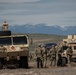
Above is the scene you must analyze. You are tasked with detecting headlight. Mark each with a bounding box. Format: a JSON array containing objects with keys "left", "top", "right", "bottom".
[
  {"left": 6, "top": 56, "right": 9, "bottom": 61},
  {"left": 20, "top": 47, "right": 29, "bottom": 50},
  {"left": 17, "top": 55, "right": 20, "bottom": 60}
]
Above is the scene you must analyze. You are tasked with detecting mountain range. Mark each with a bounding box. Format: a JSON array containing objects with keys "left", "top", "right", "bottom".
[{"left": 1, "top": 24, "right": 76, "bottom": 35}]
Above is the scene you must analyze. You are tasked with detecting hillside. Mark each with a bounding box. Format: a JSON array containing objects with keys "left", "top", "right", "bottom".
[
  {"left": 0, "top": 24, "right": 76, "bottom": 35},
  {"left": 7, "top": 24, "right": 76, "bottom": 35}
]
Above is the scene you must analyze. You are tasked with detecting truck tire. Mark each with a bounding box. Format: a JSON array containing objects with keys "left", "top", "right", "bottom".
[
  {"left": 57, "top": 58, "right": 62, "bottom": 66},
  {"left": 62, "top": 57, "right": 67, "bottom": 66},
  {"left": 23, "top": 57, "right": 28, "bottom": 69},
  {"left": 0, "top": 30, "right": 11, "bottom": 36},
  {"left": 20, "top": 56, "right": 28, "bottom": 69},
  {"left": 57, "top": 54, "right": 62, "bottom": 66},
  {"left": 25, "top": 57, "right": 28, "bottom": 69},
  {"left": 0, "top": 61, "right": 3, "bottom": 69}
]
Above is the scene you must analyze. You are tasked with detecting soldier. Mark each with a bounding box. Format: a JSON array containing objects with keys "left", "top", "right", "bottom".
[
  {"left": 41, "top": 46, "right": 47, "bottom": 68},
  {"left": 56, "top": 45, "right": 63, "bottom": 66},
  {"left": 49, "top": 45, "right": 57, "bottom": 67},
  {"left": 35, "top": 45, "right": 43, "bottom": 68},
  {"left": 66, "top": 46, "right": 73, "bottom": 67}
]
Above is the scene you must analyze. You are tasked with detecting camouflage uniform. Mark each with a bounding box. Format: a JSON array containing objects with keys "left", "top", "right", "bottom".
[
  {"left": 66, "top": 46, "right": 73, "bottom": 67},
  {"left": 56, "top": 45, "right": 62, "bottom": 66},
  {"left": 35, "top": 46, "right": 43, "bottom": 68},
  {"left": 49, "top": 45, "right": 57, "bottom": 67},
  {"left": 41, "top": 47, "right": 47, "bottom": 68}
]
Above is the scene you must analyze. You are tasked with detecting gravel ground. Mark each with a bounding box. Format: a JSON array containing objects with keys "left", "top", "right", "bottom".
[
  {"left": 0, "top": 67, "right": 76, "bottom": 75},
  {"left": 0, "top": 61, "right": 76, "bottom": 75}
]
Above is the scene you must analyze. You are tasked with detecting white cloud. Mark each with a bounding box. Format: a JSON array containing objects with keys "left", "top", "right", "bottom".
[{"left": 0, "top": 0, "right": 40, "bottom": 3}]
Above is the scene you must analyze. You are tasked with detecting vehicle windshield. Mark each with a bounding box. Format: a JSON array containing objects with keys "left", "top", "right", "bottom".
[
  {"left": 74, "top": 46, "right": 76, "bottom": 50},
  {"left": 13, "top": 36, "right": 27, "bottom": 45},
  {"left": 62, "top": 46, "right": 68, "bottom": 50},
  {"left": 0, "top": 37, "right": 12, "bottom": 45}
]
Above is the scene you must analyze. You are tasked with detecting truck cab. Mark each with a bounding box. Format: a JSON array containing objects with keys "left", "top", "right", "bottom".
[{"left": 0, "top": 21, "right": 30, "bottom": 69}]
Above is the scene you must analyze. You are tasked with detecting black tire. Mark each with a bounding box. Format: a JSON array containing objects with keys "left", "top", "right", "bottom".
[
  {"left": 25, "top": 57, "right": 28, "bottom": 69},
  {"left": 20, "top": 56, "right": 28, "bottom": 69},
  {"left": 57, "top": 54, "right": 62, "bottom": 66},
  {"left": 0, "top": 61, "right": 3, "bottom": 69},
  {"left": 57, "top": 58, "right": 62, "bottom": 66},
  {"left": 62, "top": 57, "right": 67, "bottom": 66},
  {"left": 0, "top": 30, "right": 11, "bottom": 36}
]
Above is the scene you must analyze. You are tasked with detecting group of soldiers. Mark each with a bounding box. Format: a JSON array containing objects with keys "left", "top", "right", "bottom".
[{"left": 35, "top": 44, "right": 73, "bottom": 68}]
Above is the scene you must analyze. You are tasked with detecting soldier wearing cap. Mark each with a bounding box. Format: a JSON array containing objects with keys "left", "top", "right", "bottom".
[
  {"left": 35, "top": 45, "right": 43, "bottom": 68},
  {"left": 66, "top": 46, "right": 73, "bottom": 67},
  {"left": 49, "top": 45, "right": 57, "bottom": 67}
]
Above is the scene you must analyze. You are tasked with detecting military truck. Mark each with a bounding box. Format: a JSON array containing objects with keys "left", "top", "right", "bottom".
[
  {"left": 0, "top": 21, "right": 30, "bottom": 69},
  {"left": 61, "top": 35, "right": 76, "bottom": 66}
]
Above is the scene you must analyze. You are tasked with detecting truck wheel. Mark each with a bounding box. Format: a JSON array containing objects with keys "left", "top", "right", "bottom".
[
  {"left": 25, "top": 57, "right": 28, "bottom": 69},
  {"left": 20, "top": 57, "right": 28, "bottom": 69},
  {"left": 0, "top": 62, "right": 3, "bottom": 69},
  {"left": 57, "top": 58, "right": 62, "bottom": 66},
  {"left": 62, "top": 57, "right": 67, "bottom": 66},
  {"left": 0, "top": 30, "right": 11, "bottom": 36},
  {"left": 23, "top": 57, "right": 28, "bottom": 69}
]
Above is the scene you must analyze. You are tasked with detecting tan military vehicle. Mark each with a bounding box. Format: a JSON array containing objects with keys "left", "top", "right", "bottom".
[
  {"left": 61, "top": 35, "right": 76, "bottom": 65},
  {"left": 0, "top": 21, "right": 30, "bottom": 69}
]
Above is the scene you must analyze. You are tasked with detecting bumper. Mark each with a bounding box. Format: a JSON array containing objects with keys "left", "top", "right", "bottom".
[{"left": 0, "top": 50, "right": 29, "bottom": 58}]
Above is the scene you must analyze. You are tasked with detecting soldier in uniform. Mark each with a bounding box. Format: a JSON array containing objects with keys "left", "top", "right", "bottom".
[
  {"left": 41, "top": 46, "right": 47, "bottom": 68},
  {"left": 49, "top": 45, "right": 57, "bottom": 67},
  {"left": 56, "top": 45, "right": 63, "bottom": 66},
  {"left": 35, "top": 45, "right": 43, "bottom": 68},
  {"left": 66, "top": 46, "right": 73, "bottom": 67}
]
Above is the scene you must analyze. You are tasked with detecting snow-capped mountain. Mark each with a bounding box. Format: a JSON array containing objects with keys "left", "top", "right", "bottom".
[{"left": 1, "top": 24, "right": 76, "bottom": 35}]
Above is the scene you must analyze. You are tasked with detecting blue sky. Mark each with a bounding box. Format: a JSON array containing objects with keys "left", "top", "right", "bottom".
[{"left": 0, "top": 0, "right": 76, "bottom": 27}]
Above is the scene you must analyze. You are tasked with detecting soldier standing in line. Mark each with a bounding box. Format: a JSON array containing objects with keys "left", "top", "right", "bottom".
[
  {"left": 49, "top": 45, "right": 57, "bottom": 67},
  {"left": 66, "top": 46, "right": 73, "bottom": 67},
  {"left": 41, "top": 46, "right": 47, "bottom": 68},
  {"left": 56, "top": 45, "right": 63, "bottom": 66},
  {"left": 35, "top": 45, "right": 43, "bottom": 68}
]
